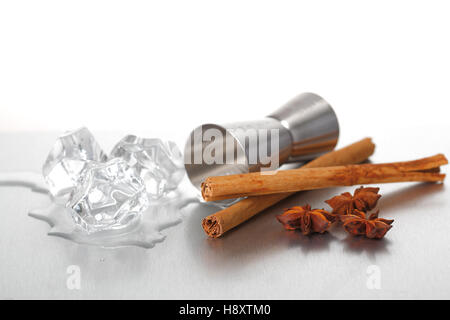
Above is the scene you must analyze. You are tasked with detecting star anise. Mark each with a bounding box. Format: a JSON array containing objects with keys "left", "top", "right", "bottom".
[
  {"left": 325, "top": 186, "right": 381, "bottom": 216},
  {"left": 276, "top": 204, "right": 337, "bottom": 235},
  {"left": 340, "top": 209, "right": 394, "bottom": 239}
]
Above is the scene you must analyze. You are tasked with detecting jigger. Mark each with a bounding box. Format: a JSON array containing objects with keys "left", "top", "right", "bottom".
[{"left": 184, "top": 92, "right": 339, "bottom": 190}]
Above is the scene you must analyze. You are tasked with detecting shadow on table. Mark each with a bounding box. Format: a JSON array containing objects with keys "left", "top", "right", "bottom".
[
  {"left": 185, "top": 188, "right": 348, "bottom": 272},
  {"left": 379, "top": 182, "right": 445, "bottom": 213},
  {"left": 341, "top": 234, "right": 391, "bottom": 260},
  {"left": 186, "top": 182, "right": 444, "bottom": 272}
]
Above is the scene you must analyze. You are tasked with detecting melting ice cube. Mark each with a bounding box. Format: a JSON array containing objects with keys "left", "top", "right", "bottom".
[
  {"left": 110, "top": 135, "right": 185, "bottom": 198},
  {"left": 42, "top": 127, "right": 107, "bottom": 197},
  {"left": 68, "top": 158, "right": 149, "bottom": 233}
]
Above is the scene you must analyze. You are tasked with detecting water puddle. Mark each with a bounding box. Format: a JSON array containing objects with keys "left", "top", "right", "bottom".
[
  {"left": 0, "top": 172, "right": 199, "bottom": 249},
  {"left": 0, "top": 172, "right": 48, "bottom": 193}
]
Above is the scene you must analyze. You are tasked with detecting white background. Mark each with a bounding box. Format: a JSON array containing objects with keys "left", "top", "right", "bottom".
[{"left": 1, "top": 0, "right": 449, "bottom": 143}]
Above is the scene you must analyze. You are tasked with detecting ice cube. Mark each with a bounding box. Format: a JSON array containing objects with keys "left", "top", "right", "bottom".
[
  {"left": 68, "top": 158, "right": 149, "bottom": 233},
  {"left": 42, "top": 127, "right": 107, "bottom": 197},
  {"left": 110, "top": 135, "right": 185, "bottom": 198}
]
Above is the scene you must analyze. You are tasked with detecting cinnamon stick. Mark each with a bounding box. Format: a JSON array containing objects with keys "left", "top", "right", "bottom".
[
  {"left": 202, "top": 138, "right": 376, "bottom": 238},
  {"left": 202, "top": 154, "right": 447, "bottom": 201}
]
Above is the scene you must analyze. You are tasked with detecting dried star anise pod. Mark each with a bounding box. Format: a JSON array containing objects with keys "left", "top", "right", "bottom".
[
  {"left": 276, "top": 204, "right": 337, "bottom": 235},
  {"left": 340, "top": 209, "right": 394, "bottom": 239},
  {"left": 325, "top": 186, "right": 382, "bottom": 216}
]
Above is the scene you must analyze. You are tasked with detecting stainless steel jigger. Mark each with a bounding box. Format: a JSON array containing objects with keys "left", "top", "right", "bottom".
[{"left": 184, "top": 92, "right": 339, "bottom": 190}]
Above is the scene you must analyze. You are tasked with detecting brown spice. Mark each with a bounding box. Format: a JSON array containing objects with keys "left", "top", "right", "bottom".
[
  {"left": 325, "top": 186, "right": 381, "bottom": 216},
  {"left": 201, "top": 154, "right": 447, "bottom": 202},
  {"left": 340, "top": 209, "right": 394, "bottom": 239},
  {"left": 202, "top": 138, "right": 376, "bottom": 238},
  {"left": 276, "top": 205, "right": 337, "bottom": 235},
  {"left": 278, "top": 186, "right": 394, "bottom": 239}
]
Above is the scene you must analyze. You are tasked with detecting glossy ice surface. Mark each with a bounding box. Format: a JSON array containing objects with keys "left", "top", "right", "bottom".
[
  {"left": 110, "top": 135, "right": 185, "bottom": 198},
  {"left": 68, "top": 158, "right": 149, "bottom": 233},
  {"left": 42, "top": 127, "right": 107, "bottom": 198}
]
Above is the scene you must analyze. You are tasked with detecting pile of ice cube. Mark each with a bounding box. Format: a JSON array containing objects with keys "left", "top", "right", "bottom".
[{"left": 42, "top": 127, "right": 185, "bottom": 233}]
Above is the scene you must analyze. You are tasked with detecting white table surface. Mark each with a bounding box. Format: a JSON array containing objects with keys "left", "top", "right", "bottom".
[{"left": 0, "top": 128, "right": 449, "bottom": 299}]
